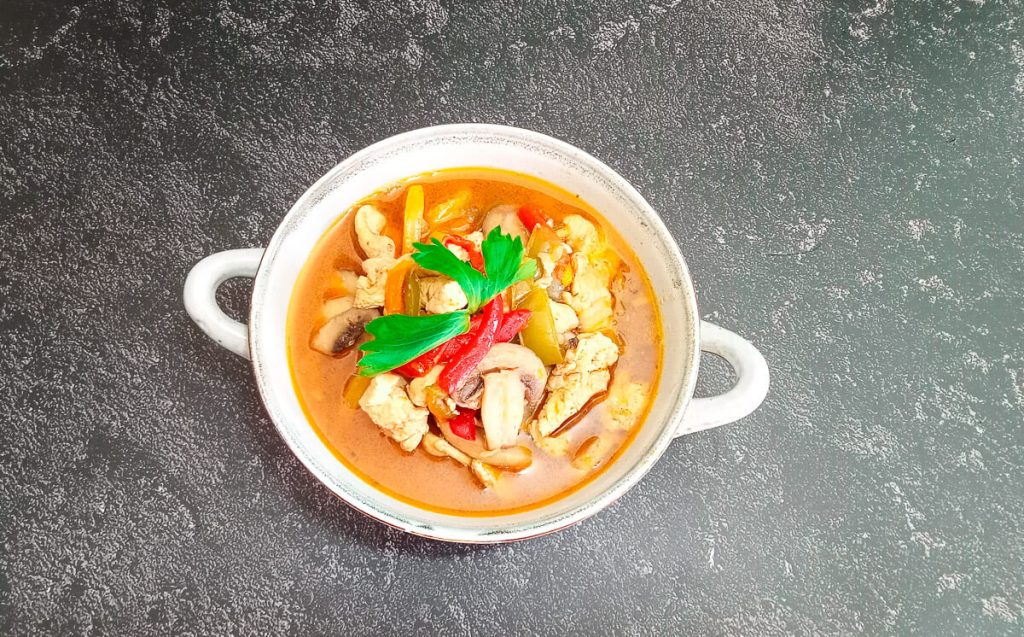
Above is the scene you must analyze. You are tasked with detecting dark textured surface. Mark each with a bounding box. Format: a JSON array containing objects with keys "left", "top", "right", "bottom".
[{"left": 2, "top": 0, "right": 1023, "bottom": 634}]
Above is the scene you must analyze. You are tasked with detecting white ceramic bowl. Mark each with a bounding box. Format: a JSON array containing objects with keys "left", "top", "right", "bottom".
[{"left": 183, "top": 124, "right": 769, "bottom": 543}]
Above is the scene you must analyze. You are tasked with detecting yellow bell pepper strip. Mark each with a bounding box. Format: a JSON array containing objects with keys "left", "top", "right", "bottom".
[
  {"left": 516, "top": 287, "right": 564, "bottom": 365},
  {"left": 430, "top": 213, "right": 482, "bottom": 237},
  {"left": 384, "top": 257, "right": 415, "bottom": 315},
  {"left": 343, "top": 374, "right": 372, "bottom": 409},
  {"left": 525, "top": 224, "right": 561, "bottom": 259},
  {"left": 403, "top": 270, "right": 421, "bottom": 317},
  {"left": 402, "top": 184, "right": 425, "bottom": 255},
  {"left": 425, "top": 190, "right": 471, "bottom": 226},
  {"left": 560, "top": 263, "right": 574, "bottom": 287}
]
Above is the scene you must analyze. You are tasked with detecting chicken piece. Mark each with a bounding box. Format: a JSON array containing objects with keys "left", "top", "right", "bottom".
[
  {"left": 470, "top": 459, "right": 499, "bottom": 488},
  {"left": 558, "top": 325, "right": 619, "bottom": 369},
  {"left": 535, "top": 370, "right": 611, "bottom": 437},
  {"left": 558, "top": 214, "right": 600, "bottom": 253},
  {"left": 446, "top": 242, "right": 470, "bottom": 262},
  {"left": 572, "top": 435, "right": 613, "bottom": 472},
  {"left": 606, "top": 379, "right": 648, "bottom": 431},
  {"left": 483, "top": 205, "right": 529, "bottom": 245},
  {"left": 358, "top": 373, "right": 429, "bottom": 452},
  {"left": 421, "top": 432, "right": 471, "bottom": 466},
  {"left": 550, "top": 242, "right": 572, "bottom": 262},
  {"left": 563, "top": 251, "right": 614, "bottom": 332},
  {"left": 355, "top": 205, "right": 396, "bottom": 259},
  {"left": 407, "top": 365, "right": 443, "bottom": 407},
  {"left": 556, "top": 214, "right": 617, "bottom": 331},
  {"left": 419, "top": 276, "right": 468, "bottom": 314},
  {"left": 465, "top": 231, "right": 484, "bottom": 249},
  {"left": 531, "top": 332, "right": 620, "bottom": 437},
  {"left": 549, "top": 301, "right": 580, "bottom": 338},
  {"left": 354, "top": 256, "right": 395, "bottom": 309}
]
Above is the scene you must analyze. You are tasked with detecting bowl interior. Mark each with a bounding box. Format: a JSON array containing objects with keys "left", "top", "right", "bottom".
[{"left": 249, "top": 125, "right": 698, "bottom": 542}]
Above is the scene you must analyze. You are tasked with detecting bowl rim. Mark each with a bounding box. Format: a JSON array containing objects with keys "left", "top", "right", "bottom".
[{"left": 247, "top": 124, "right": 700, "bottom": 542}]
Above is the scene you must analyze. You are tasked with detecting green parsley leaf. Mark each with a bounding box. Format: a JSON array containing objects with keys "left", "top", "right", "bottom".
[
  {"left": 482, "top": 226, "right": 537, "bottom": 290},
  {"left": 412, "top": 227, "right": 537, "bottom": 312},
  {"left": 409, "top": 238, "right": 489, "bottom": 310},
  {"left": 357, "top": 311, "right": 470, "bottom": 376}
]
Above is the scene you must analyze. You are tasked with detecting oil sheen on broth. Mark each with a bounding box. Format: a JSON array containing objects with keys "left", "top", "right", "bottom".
[{"left": 287, "top": 168, "right": 662, "bottom": 515}]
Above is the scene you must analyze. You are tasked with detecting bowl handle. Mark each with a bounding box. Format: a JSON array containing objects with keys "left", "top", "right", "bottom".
[
  {"left": 183, "top": 248, "right": 264, "bottom": 359},
  {"left": 676, "top": 321, "right": 770, "bottom": 437}
]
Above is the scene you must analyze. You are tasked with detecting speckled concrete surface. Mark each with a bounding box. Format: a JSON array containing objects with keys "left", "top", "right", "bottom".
[{"left": 2, "top": 0, "right": 1022, "bottom": 634}]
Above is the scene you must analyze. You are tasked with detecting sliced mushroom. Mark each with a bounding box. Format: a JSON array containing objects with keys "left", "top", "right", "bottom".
[
  {"left": 323, "top": 295, "right": 354, "bottom": 320},
  {"left": 470, "top": 460, "right": 499, "bottom": 488},
  {"left": 421, "top": 432, "right": 471, "bottom": 466},
  {"left": 571, "top": 435, "right": 612, "bottom": 471},
  {"left": 480, "top": 344, "right": 548, "bottom": 417},
  {"left": 482, "top": 204, "right": 529, "bottom": 245},
  {"left": 450, "top": 375, "right": 485, "bottom": 409},
  {"left": 311, "top": 307, "right": 379, "bottom": 355},
  {"left": 480, "top": 370, "right": 526, "bottom": 450},
  {"left": 449, "top": 343, "right": 548, "bottom": 414},
  {"left": 438, "top": 420, "right": 532, "bottom": 471}
]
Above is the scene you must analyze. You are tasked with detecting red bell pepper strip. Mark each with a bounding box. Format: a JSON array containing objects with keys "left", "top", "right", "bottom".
[
  {"left": 494, "top": 309, "right": 531, "bottom": 342},
  {"left": 438, "top": 295, "right": 503, "bottom": 394},
  {"left": 395, "top": 314, "right": 484, "bottom": 377},
  {"left": 394, "top": 353, "right": 437, "bottom": 378},
  {"left": 517, "top": 204, "right": 547, "bottom": 231},
  {"left": 443, "top": 236, "right": 485, "bottom": 272},
  {"left": 432, "top": 313, "right": 484, "bottom": 360},
  {"left": 395, "top": 308, "right": 528, "bottom": 378},
  {"left": 448, "top": 409, "right": 477, "bottom": 440}
]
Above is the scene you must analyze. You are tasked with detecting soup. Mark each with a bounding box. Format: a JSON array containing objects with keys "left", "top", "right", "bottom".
[{"left": 287, "top": 168, "right": 662, "bottom": 515}]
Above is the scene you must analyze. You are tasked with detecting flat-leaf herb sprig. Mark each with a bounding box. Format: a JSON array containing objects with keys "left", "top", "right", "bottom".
[{"left": 357, "top": 227, "right": 536, "bottom": 376}]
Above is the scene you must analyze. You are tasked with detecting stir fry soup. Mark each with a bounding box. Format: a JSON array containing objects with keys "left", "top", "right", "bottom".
[{"left": 287, "top": 168, "right": 663, "bottom": 515}]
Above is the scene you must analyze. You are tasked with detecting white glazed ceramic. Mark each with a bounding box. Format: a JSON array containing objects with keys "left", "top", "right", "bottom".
[{"left": 183, "top": 124, "right": 769, "bottom": 543}]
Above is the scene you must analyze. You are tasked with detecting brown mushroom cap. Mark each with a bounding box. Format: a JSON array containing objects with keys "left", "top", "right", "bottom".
[
  {"left": 449, "top": 343, "right": 548, "bottom": 417},
  {"left": 311, "top": 307, "right": 379, "bottom": 355},
  {"left": 438, "top": 420, "right": 533, "bottom": 471}
]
